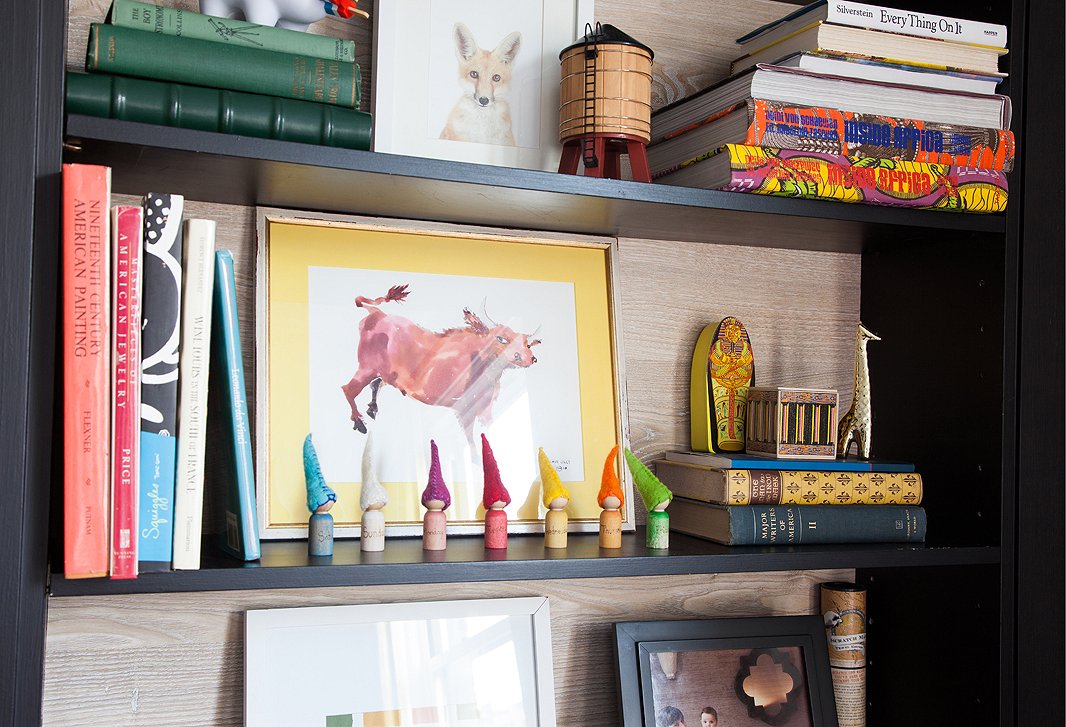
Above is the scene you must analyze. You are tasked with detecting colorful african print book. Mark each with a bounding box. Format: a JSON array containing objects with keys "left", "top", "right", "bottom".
[
  {"left": 648, "top": 99, "right": 1016, "bottom": 178},
  {"left": 655, "top": 460, "right": 923, "bottom": 506},
  {"left": 656, "top": 144, "right": 1008, "bottom": 213}
]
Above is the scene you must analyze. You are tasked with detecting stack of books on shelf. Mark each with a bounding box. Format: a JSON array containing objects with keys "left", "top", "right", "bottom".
[
  {"left": 65, "top": 0, "right": 372, "bottom": 150},
  {"left": 656, "top": 450, "right": 926, "bottom": 546},
  {"left": 647, "top": 0, "right": 1013, "bottom": 213},
  {"left": 62, "top": 163, "right": 259, "bottom": 581}
]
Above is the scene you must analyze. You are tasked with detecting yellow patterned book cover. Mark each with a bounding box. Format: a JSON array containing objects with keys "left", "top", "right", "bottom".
[
  {"left": 657, "top": 459, "right": 923, "bottom": 505},
  {"left": 661, "top": 144, "right": 1008, "bottom": 213}
]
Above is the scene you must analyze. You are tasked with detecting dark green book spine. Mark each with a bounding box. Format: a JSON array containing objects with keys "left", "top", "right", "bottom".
[
  {"left": 66, "top": 72, "right": 371, "bottom": 150},
  {"left": 729, "top": 504, "right": 927, "bottom": 544},
  {"left": 87, "top": 23, "right": 360, "bottom": 108}
]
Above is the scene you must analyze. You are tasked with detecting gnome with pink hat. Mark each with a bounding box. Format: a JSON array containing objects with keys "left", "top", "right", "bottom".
[
  {"left": 481, "top": 434, "right": 512, "bottom": 549},
  {"left": 421, "top": 440, "right": 451, "bottom": 551}
]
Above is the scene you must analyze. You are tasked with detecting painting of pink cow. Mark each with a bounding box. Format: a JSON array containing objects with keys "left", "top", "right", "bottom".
[{"left": 341, "top": 283, "right": 541, "bottom": 444}]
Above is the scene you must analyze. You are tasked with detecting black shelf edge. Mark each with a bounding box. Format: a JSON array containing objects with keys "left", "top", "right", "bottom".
[
  {"left": 48, "top": 532, "right": 1001, "bottom": 596},
  {"left": 62, "top": 114, "right": 1005, "bottom": 252}
]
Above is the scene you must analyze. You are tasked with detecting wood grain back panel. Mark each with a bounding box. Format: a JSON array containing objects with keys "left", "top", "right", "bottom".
[{"left": 43, "top": 569, "right": 852, "bottom": 726}]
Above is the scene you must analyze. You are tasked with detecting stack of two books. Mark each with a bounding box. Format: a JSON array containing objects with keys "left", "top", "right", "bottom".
[
  {"left": 67, "top": 0, "right": 372, "bottom": 150},
  {"left": 656, "top": 451, "right": 926, "bottom": 546}
]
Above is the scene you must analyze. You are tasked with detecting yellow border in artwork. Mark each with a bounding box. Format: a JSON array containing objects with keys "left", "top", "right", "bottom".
[{"left": 261, "top": 216, "right": 625, "bottom": 533}]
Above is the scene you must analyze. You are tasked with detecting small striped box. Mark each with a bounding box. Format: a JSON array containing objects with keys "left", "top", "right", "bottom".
[{"left": 745, "top": 386, "right": 839, "bottom": 459}]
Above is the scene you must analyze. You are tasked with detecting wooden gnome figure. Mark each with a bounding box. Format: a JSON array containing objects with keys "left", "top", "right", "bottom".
[
  {"left": 359, "top": 430, "right": 388, "bottom": 552},
  {"left": 481, "top": 434, "right": 512, "bottom": 549},
  {"left": 597, "top": 445, "right": 624, "bottom": 548},
  {"left": 421, "top": 440, "right": 451, "bottom": 551},
  {"left": 539, "top": 448, "right": 571, "bottom": 549},
  {"left": 624, "top": 448, "right": 673, "bottom": 549},
  {"left": 304, "top": 434, "right": 337, "bottom": 556}
]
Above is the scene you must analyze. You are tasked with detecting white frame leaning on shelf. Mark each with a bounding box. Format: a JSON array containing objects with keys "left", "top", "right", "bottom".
[
  {"left": 255, "top": 208, "right": 633, "bottom": 540},
  {"left": 372, "top": 0, "right": 594, "bottom": 170},
  {"left": 245, "top": 596, "right": 558, "bottom": 726}
]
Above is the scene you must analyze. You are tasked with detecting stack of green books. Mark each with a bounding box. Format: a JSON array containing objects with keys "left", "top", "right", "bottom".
[{"left": 67, "top": 0, "right": 372, "bottom": 150}]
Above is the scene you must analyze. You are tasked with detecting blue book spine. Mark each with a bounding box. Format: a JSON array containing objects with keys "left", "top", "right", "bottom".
[
  {"left": 211, "top": 249, "right": 261, "bottom": 560},
  {"left": 717, "top": 454, "right": 914, "bottom": 473},
  {"left": 138, "top": 193, "right": 183, "bottom": 571},
  {"left": 728, "top": 504, "right": 927, "bottom": 545}
]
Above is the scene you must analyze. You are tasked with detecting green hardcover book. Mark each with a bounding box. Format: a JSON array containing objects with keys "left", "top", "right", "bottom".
[
  {"left": 108, "top": 0, "right": 356, "bottom": 63},
  {"left": 87, "top": 23, "right": 360, "bottom": 109},
  {"left": 66, "top": 72, "right": 371, "bottom": 150}
]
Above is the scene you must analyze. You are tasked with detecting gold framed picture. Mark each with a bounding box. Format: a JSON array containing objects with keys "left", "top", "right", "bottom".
[{"left": 255, "top": 209, "right": 631, "bottom": 539}]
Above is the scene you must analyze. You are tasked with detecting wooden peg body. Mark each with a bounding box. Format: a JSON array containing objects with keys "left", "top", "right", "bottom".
[
  {"left": 599, "top": 508, "right": 623, "bottom": 548},
  {"left": 545, "top": 508, "right": 568, "bottom": 549},
  {"left": 361, "top": 508, "right": 385, "bottom": 552},
  {"left": 646, "top": 509, "right": 670, "bottom": 549},
  {"left": 423, "top": 508, "right": 447, "bottom": 551},
  {"left": 485, "top": 508, "right": 508, "bottom": 549},
  {"left": 308, "top": 512, "right": 334, "bottom": 556}
]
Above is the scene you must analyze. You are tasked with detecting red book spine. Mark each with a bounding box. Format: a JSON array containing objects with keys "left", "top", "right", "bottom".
[
  {"left": 110, "top": 205, "right": 143, "bottom": 579},
  {"left": 62, "top": 164, "right": 112, "bottom": 579}
]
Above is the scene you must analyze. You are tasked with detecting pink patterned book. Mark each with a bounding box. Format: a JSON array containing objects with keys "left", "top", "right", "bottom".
[{"left": 110, "top": 205, "right": 143, "bottom": 579}]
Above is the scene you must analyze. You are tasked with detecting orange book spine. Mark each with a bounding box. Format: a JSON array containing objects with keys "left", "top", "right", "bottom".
[
  {"left": 62, "top": 164, "right": 112, "bottom": 579},
  {"left": 110, "top": 205, "right": 144, "bottom": 579}
]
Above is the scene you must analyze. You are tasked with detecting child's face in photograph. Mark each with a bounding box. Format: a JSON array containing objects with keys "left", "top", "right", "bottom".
[{"left": 701, "top": 713, "right": 717, "bottom": 727}]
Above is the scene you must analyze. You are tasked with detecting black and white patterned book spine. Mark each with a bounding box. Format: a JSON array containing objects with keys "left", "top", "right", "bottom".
[{"left": 138, "top": 192, "right": 184, "bottom": 571}]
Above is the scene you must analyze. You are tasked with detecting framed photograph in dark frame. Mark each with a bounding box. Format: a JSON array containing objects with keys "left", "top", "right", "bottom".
[{"left": 614, "top": 616, "right": 838, "bottom": 727}]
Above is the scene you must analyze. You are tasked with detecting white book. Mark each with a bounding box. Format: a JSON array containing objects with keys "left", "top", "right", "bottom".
[
  {"left": 737, "top": 0, "right": 1008, "bottom": 49},
  {"left": 172, "top": 219, "right": 216, "bottom": 570},
  {"left": 775, "top": 52, "right": 1002, "bottom": 95}
]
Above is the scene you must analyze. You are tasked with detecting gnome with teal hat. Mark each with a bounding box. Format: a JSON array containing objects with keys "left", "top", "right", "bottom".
[
  {"left": 304, "top": 434, "right": 337, "bottom": 556},
  {"left": 624, "top": 448, "right": 673, "bottom": 549}
]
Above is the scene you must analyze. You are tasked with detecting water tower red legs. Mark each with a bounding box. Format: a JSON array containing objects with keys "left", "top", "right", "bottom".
[{"left": 558, "top": 133, "right": 651, "bottom": 183}]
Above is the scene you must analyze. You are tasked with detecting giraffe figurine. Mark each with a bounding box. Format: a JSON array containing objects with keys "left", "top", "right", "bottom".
[{"left": 838, "top": 323, "right": 881, "bottom": 459}]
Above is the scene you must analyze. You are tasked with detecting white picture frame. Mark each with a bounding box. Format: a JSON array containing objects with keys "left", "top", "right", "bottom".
[
  {"left": 372, "top": 0, "right": 595, "bottom": 170},
  {"left": 245, "top": 597, "right": 557, "bottom": 727}
]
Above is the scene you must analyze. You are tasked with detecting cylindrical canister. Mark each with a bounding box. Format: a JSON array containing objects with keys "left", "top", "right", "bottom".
[
  {"left": 559, "top": 25, "right": 654, "bottom": 144},
  {"left": 821, "top": 581, "right": 867, "bottom": 727}
]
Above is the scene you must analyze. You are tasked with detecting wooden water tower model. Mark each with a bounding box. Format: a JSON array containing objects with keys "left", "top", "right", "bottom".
[{"left": 558, "top": 24, "right": 654, "bottom": 182}]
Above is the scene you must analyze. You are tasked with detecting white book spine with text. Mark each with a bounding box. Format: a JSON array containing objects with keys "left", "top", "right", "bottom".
[{"left": 172, "top": 219, "right": 216, "bottom": 570}]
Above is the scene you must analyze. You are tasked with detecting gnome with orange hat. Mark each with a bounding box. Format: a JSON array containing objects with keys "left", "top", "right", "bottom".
[
  {"left": 598, "top": 445, "right": 625, "bottom": 548},
  {"left": 481, "top": 434, "right": 512, "bottom": 549}
]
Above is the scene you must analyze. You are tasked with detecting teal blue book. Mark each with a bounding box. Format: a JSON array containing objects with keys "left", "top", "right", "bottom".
[
  {"left": 663, "top": 450, "right": 915, "bottom": 472},
  {"left": 210, "top": 250, "right": 260, "bottom": 561},
  {"left": 669, "top": 499, "right": 927, "bottom": 545}
]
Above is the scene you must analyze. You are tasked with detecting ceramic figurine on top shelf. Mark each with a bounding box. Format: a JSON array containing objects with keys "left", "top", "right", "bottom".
[
  {"left": 838, "top": 323, "right": 881, "bottom": 460},
  {"left": 597, "top": 445, "right": 624, "bottom": 549},
  {"left": 624, "top": 448, "right": 673, "bottom": 549},
  {"left": 481, "top": 434, "right": 511, "bottom": 549},
  {"left": 539, "top": 448, "right": 571, "bottom": 549},
  {"left": 303, "top": 434, "right": 336, "bottom": 557},
  {"left": 421, "top": 440, "right": 451, "bottom": 551},
  {"left": 199, "top": 0, "right": 369, "bottom": 31},
  {"left": 359, "top": 430, "right": 388, "bottom": 552}
]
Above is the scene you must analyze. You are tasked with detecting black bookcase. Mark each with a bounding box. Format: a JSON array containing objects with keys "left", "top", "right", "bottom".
[{"left": 1, "top": 1, "right": 1062, "bottom": 725}]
